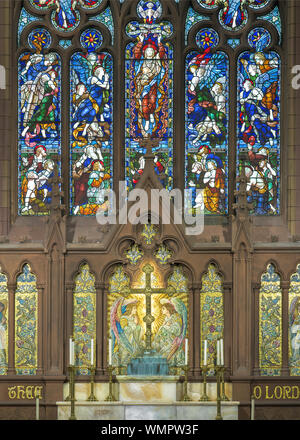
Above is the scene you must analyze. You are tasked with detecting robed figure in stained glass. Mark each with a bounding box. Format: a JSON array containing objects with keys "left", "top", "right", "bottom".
[{"left": 133, "top": 33, "right": 168, "bottom": 138}]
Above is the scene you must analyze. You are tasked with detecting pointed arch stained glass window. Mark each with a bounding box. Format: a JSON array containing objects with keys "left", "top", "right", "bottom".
[
  {"left": 185, "top": 28, "right": 229, "bottom": 214},
  {"left": 186, "top": 1, "right": 281, "bottom": 216},
  {"left": 18, "top": 29, "right": 61, "bottom": 215},
  {"left": 70, "top": 29, "right": 113, "bottom": 216},
  {"left": 125, "top": 0, "right": 174, "bottom": 191}
]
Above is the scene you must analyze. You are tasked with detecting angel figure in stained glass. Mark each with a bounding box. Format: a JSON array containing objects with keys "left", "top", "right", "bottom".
[
  {"left": 187, "top": 50, "right": 227, "bottom": 148},
  {"left": 290, "top": 298, "right": 300, "bottom": 364},
  {"left": 71, "top": 53, "right": 111, "bottom": 145},
  {"left": 153, "top": 298, "right": 187, "bottom": 366},
  {"left": 220, "top": 0, "right": 246, "bottom": 30},
  {"left": 110, "top": 298, "right": 144, "bottom": 366},
  {"left": 239, "top": 50, "right": 279, "bottom": 148},
  {"left": 20, "top": 53, "right": 59, "bottom": 145}
]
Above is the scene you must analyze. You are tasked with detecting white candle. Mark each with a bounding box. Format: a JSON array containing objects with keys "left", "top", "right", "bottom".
[
  {"left": 251, "top": 396, "right": 255, "bottom": 420},
  {"left": 220, "top": 338, "right": 224, "bottom": 366},
  {"left": 71, "top": 339, "right": 75, "bottom": 366},
  {"left": 108, "top": 338, "right": 112, "bottom": 365},
  {"left": 203, "top": 340, "right": 207, "bottom": 366},
  {"left": 91, "top": 338, "right": 94, "bottom": 366},
  {"left": 217, "top": 339, "right": 220, "bottom": 366},
  {"left": 69, "top": 338, "right": 73, "bottom": 366},
  {"left": 185, "top": 338, "right": 188, "bottom": 365},
  {"left": 36, "top": 396, "right": 39, "bottom": 421}
]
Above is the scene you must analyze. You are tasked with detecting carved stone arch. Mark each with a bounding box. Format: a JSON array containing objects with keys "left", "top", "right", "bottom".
[
  {"left": 199, "top": 258, "right": 225, "bottom": 286},
  {"left": 257, "top": 259, "right": 284, "bottom": 285},
  {"left": 100, "top": 259, "right": 131, "bottom": 287},
  {"left": 70, "top": 259, "right": 97, "bottom": 287},
  {"left": 287, "top": 262, "right": 300, "bottom": 282},
  {"left": 116, "top": 236, "right": 138, "bottom": 260},
  {"left": 0, "top": 262, "right": 10, "bottom": 285},
  {"left": 13, "top": 260, "right": 39, "bottom": 284},
  {"left": 163, "top": 260, "right": 195, "bottom": 288},
  {"left": 158, "top": 235, "right": 180, "bottom": 258}
]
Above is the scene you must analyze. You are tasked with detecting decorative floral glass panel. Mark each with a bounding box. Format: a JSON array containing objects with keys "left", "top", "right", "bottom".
[
  {"left": 289, "top": 264, "right": 300, "bottom": 376},
  {"left": 259, "top": 264, "right": 282, "bottom": 376},
  {"left": 237, "top": 27, "right": 281, "bottom": 215},
  {"left": 70, "top": 31, "right": 113, "bottom": 215},
  {"left": 125, "top": 0, "right": 173, "bottom": 191},
  {"left": 0, "top": 269, "right": 8, "bottom": 375},
  {"left": 200, "top": 264, "right": 223, "bottom": 374},
  {"left": 73, "top": 264, "right": 96, "bottom": 375},
  {"left": 15, "top": 264, "right": 38, "bottom": 375},
  {"left": 18, "top": 29, "right": 61, "bottom": 215},
  {"left": 185, "top": 29, "right": 229, "bottom": 214}
]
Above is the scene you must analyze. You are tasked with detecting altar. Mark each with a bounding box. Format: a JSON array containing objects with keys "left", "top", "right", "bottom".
[{"left": 56, "top": 378, "right": 239, "bottom": 420}]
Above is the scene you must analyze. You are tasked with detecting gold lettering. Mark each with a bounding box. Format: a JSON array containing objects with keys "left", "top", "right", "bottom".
[
  {"left": 274, "top": 386, "right": 282, "bottom": 400},
  {"left": 282, "top": 386, "right": 291, "bottom": 400},
  {"left": 253, "top": 386, "right": 262, "bottom": 400},
  {"left": 8, "top": 386, "right": 17, "bottom": 400},
  {"left": 292, "top": 386, "right": 300, "bottom": 399},
  {"left": 265, "top": 385, "right": 274, "bottom": 399},
  {"left": 25, "top": 386, "right": 34, "bottom": 400},
  {"left": 17, "top": 386, "right": 25, "bottom": 400}
]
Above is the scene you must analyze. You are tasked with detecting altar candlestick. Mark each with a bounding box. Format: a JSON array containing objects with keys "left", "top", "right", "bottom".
[
  {"left": 185, "top": 338, "right": 188, "bottom": 365},
  {"left": 91, "top": 338, "right": 94, "bottom": 366},
  {"left": 220, "top": 338, "right": 224, "bottom": 366},
  {"left": 203, "top": 340, "right": 207, "bottom": 366}
]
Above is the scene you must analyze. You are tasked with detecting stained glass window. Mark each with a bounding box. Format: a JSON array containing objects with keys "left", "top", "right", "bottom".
[
  {"left": 18, "top": 29, "right": 61, "bottom": 215},
  {"left": 73, "top": 264, "right": 96, "bottom": 375},
  {"left": 125, "top": 0, "right": 173, "bottom": 191},
  {"left": 186, "top": 1, "right": 281, "bottom": 216},
  {"left": 29, "top": 0, "right": 101, "bottom": 32},
  {"left": 237, "top": 28, "right": 280, "bottom": 215},
  {"left": 200, "top": 264, "right": 224, "bottom": 374},
  {"left": 70, "top": 29, "right": 113, "bottom": 215},
  {"left": 0, "top": 269, "right": 8, "bottom": 375},
  {"left": 289, "top": 265, "right": 300, "bottom": 376},
  {"left": 259, "top": 264, "right": 282, "bottom": 376},
  {"left": 15, "top": 264, "right": 38, "bottom": 375},
  {"left": 17, "top": 0, "right": 282, "bottom": 218},
  {"left": 185, "top": 28, "right": 229, "bottom": 214}
]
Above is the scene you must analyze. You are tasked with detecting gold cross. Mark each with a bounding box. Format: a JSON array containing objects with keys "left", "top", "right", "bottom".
[{"left": 120, "top": 263, "right": 175, "bottom": 352}]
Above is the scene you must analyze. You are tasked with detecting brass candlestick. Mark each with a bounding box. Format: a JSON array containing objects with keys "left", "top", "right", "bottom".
[
  {"left": 220, "top": 366, "right": 229, "bottom": 401},
  {"left": 215, "top": 366, "right": 223, "bottom": 420},
  {"left": 199, "top": 365, "right": 210, "bottom": 401},
  {"left": 182, "top": 365, "right": 191, "bottom": 402},
  {"left": 87, "top": 365, "right": 98, "bottom": 402},
  {"left": 67, "top": 365, "right": 77, "bottom": 421},
  {"left": 105, "top": 365, "right": 116, "bottom": 402}
]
